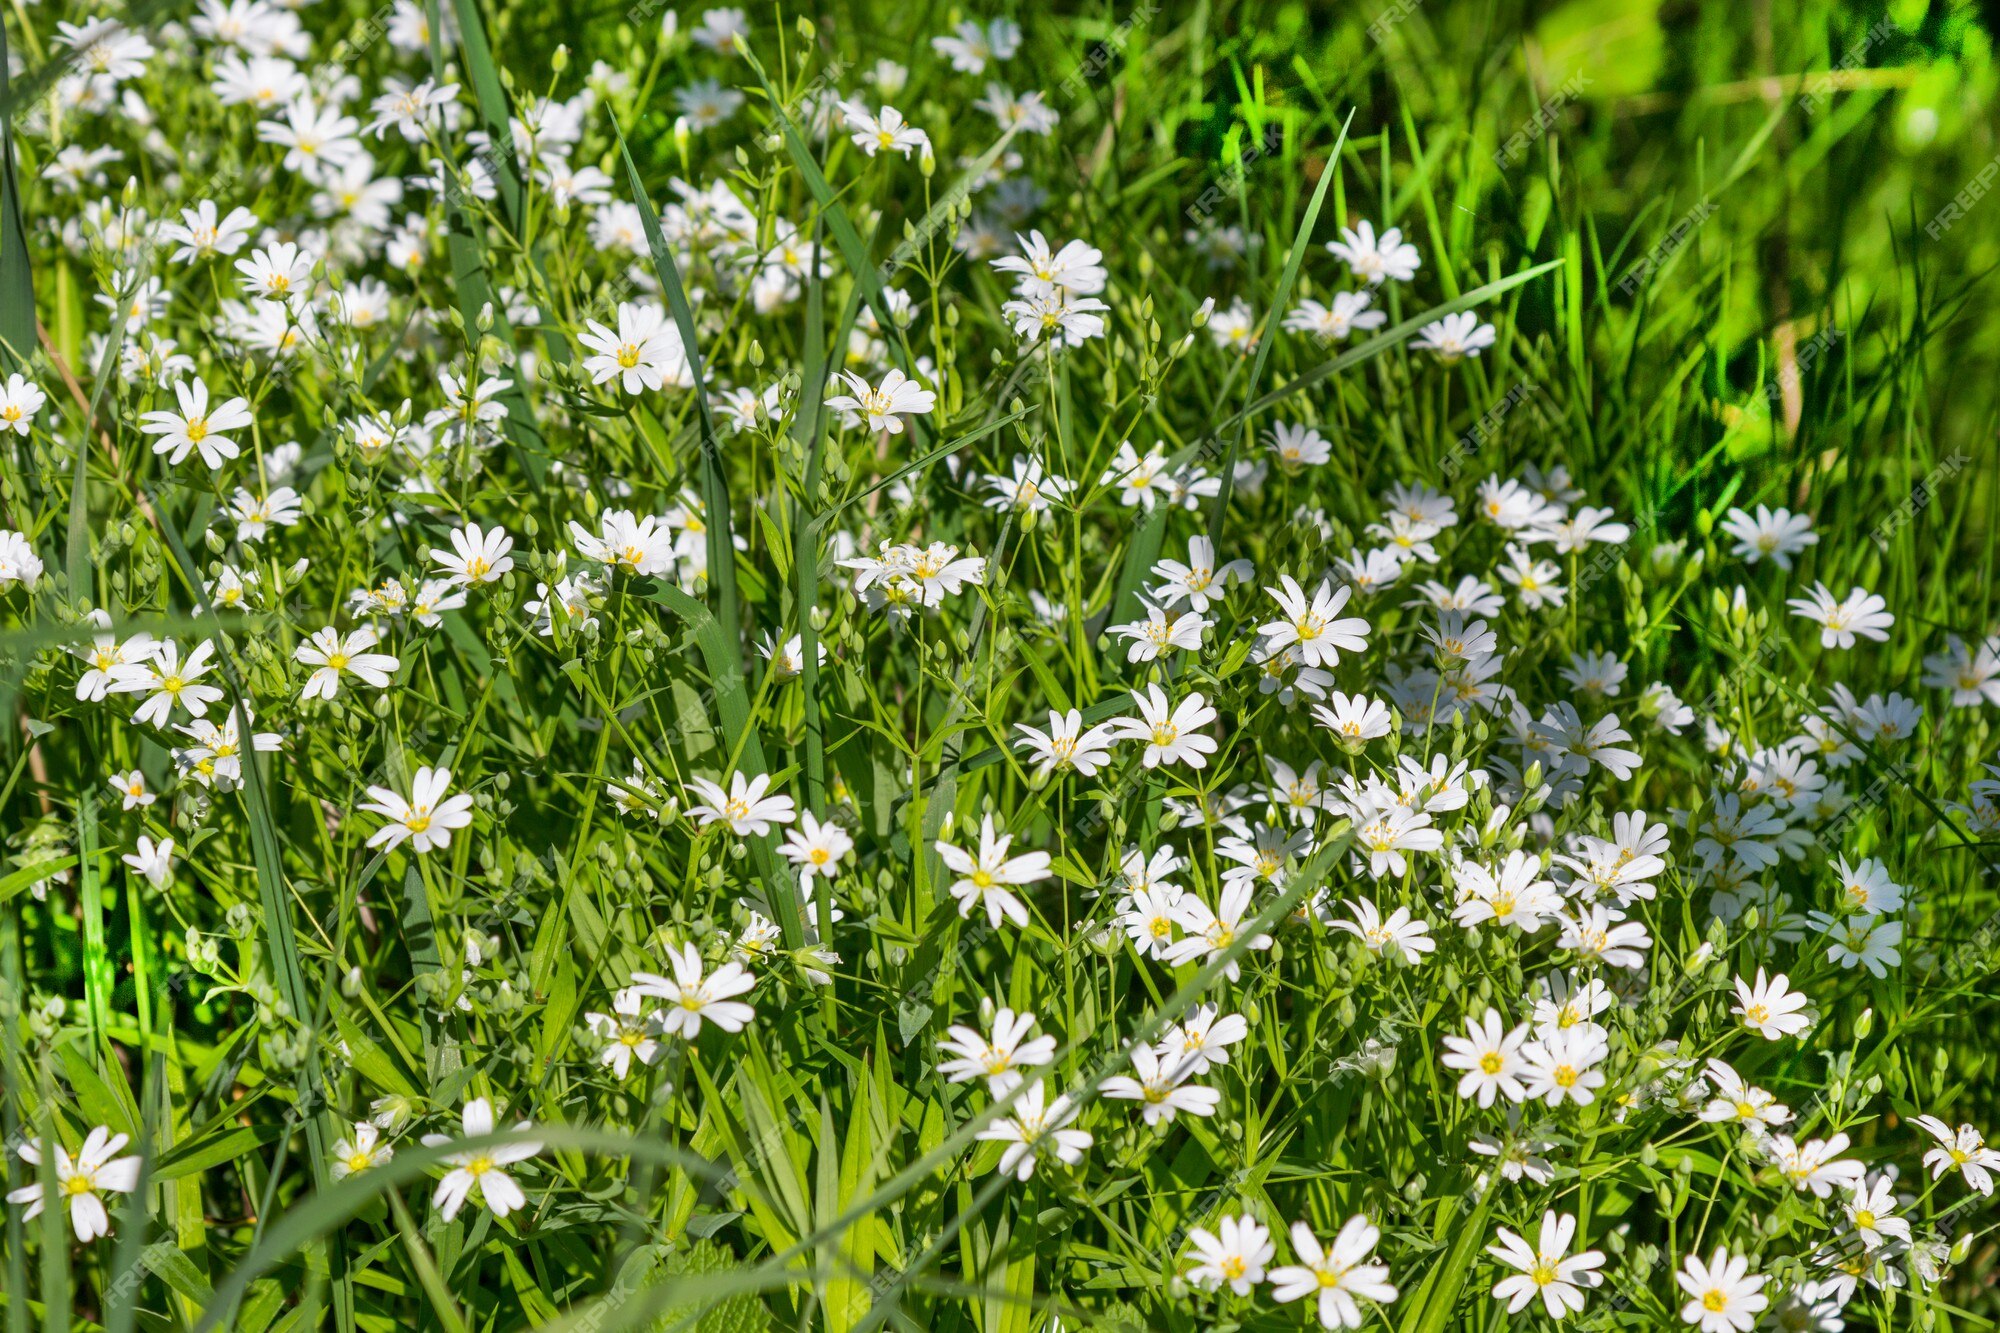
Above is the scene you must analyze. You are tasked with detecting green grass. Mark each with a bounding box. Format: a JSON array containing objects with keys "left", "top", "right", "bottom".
[{"left": 3, "top": 1, "right": 2000, "bottom": 1330}]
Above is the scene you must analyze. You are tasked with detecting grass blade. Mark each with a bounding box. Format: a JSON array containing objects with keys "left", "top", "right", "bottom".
[
  {"left": 614, "top": 119, "right": 748, "bottom": 666},
  {"left": 0, "top": 15, "right": 33, "bottom": 370}
]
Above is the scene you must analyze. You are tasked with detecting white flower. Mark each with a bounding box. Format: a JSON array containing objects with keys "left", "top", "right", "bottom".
[
  {"left": 1259, "top": 576, "right": 1370, "bottom": 668},
  {"left": 1100, "top": 439, "right": 1172, "bottom": 509},
  {"left": 1283, "top": 291, "right": 1386, "bottom": 343},
  {"left": 0, "top": 374, "right": 46, "bottom": 435},
  {"left": 139, "top": 379, "right": 254, "bottom": 469},
  {"left": 1519, "top": 1026, "right": 1608, "bottom": 1106},
  {"left": 1719, "top": 504, "right": 1817, "bottom": 568},
  {"left": 109, "top": 769, "right": 154, "bottom": 810},
  {"left": 1698, "top": 1059, "right": 1792, "bottom": 1131},
  {"left": 1451, "top": 850, "right": 1562, "bottom": 932},
  {"left": 991, "top": 231, "right": 1107, "bottom": 296},
  {"left": 938, "top": 1007, "right": 1056, "bottom": 1093},
  {"left": 1411, "top": 312, "right": 1496, "bottom": 361},
  {"left": 1499, "top": 544, "right": 1566, "bottom": 608},
  {"left": 1108, "top": 601, "right": 1207, "bottom": 662},
  {"left": 977, "top": 1082, "right": 1090, "bottom": 1181},
  {"left": 1911, "top": 1115, "right": 2000, "bottom": 1193},
  {"left": 1732, "top": 969, "right": 1812, "bottom": 1040},
  {"left": 685, "top": 772, "right": 797, "bottom": 837},
  {"left": 0, "top": 530, "right": 44, "bottom": 591},
  {"left": 1557, "top": 904, "right": 1653, "bottom": 970},
  {"left": 1440, "top": 1007, "right": 1530, "bottom": 1106},
  {"left": 228, "top": 486, "right": 303, "bottom": 542},
  {"left": 1924, "top": 633, "right": 2000, "bottom": 708},
  {"left": 1535, "top": 506, "right": 1631, "bottom": 554},
  {"left": 1101, "top": 1044, "right": 1220, "bottom": 1125},
  {"left": 1185, "top": 1214, "right": 1275, "bottom": 1295},
  {"left": 255, "top": 95, "right": 365, "bottom": 183},
  {"left": 937, "top": 814, "right": 1050, "bottom": 929},
  {"left": 1811, "top": 912, "right": 1902, "bottom": 977},
  {"left": 1313, "top": 692, "right": 1393, "bottom": 748},
  {"left": 1786, "top": 583, "right": 1894, "bottom": 649},
  {"left": 1842, "top": 1175, "right": 1911, "bottom": 1249},
  {"left": 691, "top": 7, "right": 749, "bottom": 51},
  {"left": 360, "top": 766, "right": 475, "bottom": 854},
  {"left": 1149, "top": 535, "right": 1253, "bottom": 612},
  {"left": 419, "top": 1098, "right": 540, "bottom": 1221},
  {"left": 1000, "top": 279, "right": 1108, "bottom": 348},
  {"left": 1269, "top": 1216, "right": 1398, "bottom": 1329},
  {"left": 120, "top": 835, "right": 175, "bottom": 889},
  {"left": 294, "top": 626, "right": 399, "bottom": 700},
  {"left": 824, "top": 368, "right": 935, "bottom": 433},
  {"left": 1677, "top": 1248, "right": 1767, "bottom": 1332},
  {"left": 429, "top": 522, "right": 515, "bottom": 586},
  {"left": 931, "top": 18, "right": 1021, "bottom": 74},
  {"left": 982, "top": 454, "right": 1076, "bottom": 514},
  {"left": 578, "top": 303, "right": 691, "bottom": 394},
  {"left": 630, "top": 942, "right": 757, "bottom": 1038},
  {"left": 1488, "top": 1211, "right": 1605, "bottom": 1319},
  {"left": 1535, "top": 704, "right": 1643, "bottom": 780},
  {"left": 1351, "top": 808, "right": 1444, "bottom": 879},
  {"left": 841, "top": 101, "right": 930, "bottom": 158},
  {"left": 234, "top": 240, "right": 314, "bottom": 301},
  {"left": 6, "top": 1127, "right": 142, "bottom": 1241},
  {"left": 330, "top": 1122, "right": 393, "bottom": 1180},
  {"left": 1109, "top": 684, "right": 1218, "bottom": 769},
  {"left": 1330, "top": 897, "right": 1434, "bottom": 964},
  {"left": 1012, "top": 708, "right": 1119, "bottom": 778},
  {"left": 1164, "top": 881, "right": 1274, "bottom": 981},
  {"left": 779, "top": 811, "right": 853, "bottom": 883},
  {"left": 1155, "top": 1003, "right": 1249, "bottom": 1077},
  {"left": 107, "top": 639, "right": 225, "bottom": 727},
  {"left": 1326, "top": 219, "right": 1420, "bottom": 285},
  {"left": 584, "top": 988, "right": 666, "bottom": 1079},
  {"left": 364, "top": 77, "right": 458, "bottom": 141},
  {"left": 569, "top": 509, "right": 677, "bottom": 576}
]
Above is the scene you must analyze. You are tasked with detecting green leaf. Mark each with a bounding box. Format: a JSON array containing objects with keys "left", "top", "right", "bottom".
[
  {"left": 153, "top": 1126, "right": 282, "bottom": 1183},
  {"left": 0, "top": 856, "right": 76, "bottom": 905},
  {"left": 613, "top": 120, "right": 746, "bottom": 670},
  {"left": 333, "top": 1006, "right": 419, "bottom": 1101},
  {"left": 0, "top": 14, "right": 34, "bottom": 370}
]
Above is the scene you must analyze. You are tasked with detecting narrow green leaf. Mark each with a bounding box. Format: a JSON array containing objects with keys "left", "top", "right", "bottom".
[
  {"left": 613, "top": 120, "right": 746, "bottom": 667},
  {"left": 0, "top": 15, "right": 34, "bottom": 370}
]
